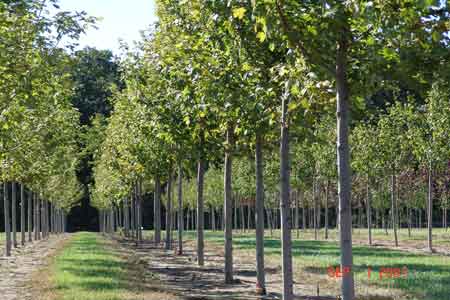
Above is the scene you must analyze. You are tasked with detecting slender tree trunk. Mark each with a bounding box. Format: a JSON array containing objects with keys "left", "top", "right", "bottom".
[
  {"left": 408, "top": 207, "right": 412, "bottom": 238},
  {"left": 138, "top": 180, "right": 143, "bottom": 243},
  {"left": 325, "top": 180, "right": 329, "bottom": 240},
  {"left": 155, "top": 176, "right": 161, "bottom": 244},
  {"left": 366, "top": 176, "right": 372, "bottom": 245},
  {"left": 302, "top": 197, "right": 306, "bottom": 231},
  {"left": 427, "top": 166, "right": 433, "bottom": 252},
  {"left": 233, "top": 194, "right": 239, "bottom": 230},
  {"left": 123, "top": 198, "right": 128, "bottom": 237},
  {"left": 12, "top": 182, "right": 17, "bottom": 247},
  {"left": 336, "top": 29, "right": 355, "bottom": 300},
  {"left": 177, "top": 164, "right": 183, "bottom": 255},
  {"left": 313, "top": 178, "right": 318, "bottom": 240},
  {"left": 224, "top": 125, "right": 234, "bottom": 284},
  {"left": 37, "top": 197, "right": 41, "bottom": 240},
  {"left": 166, "top": 171, "right": 173, "bottom": 250},
  {"left": 20, "top": 183, "right": 25, "bottom": 246},
  {"left": 255, "top": 132, "right": 266, "bottom": 294},
  {"left": 4, "top": 182, "right": 11, "bottom": 256},
  {"left": 266, "top": 208, "right": 273, "bottom": 237},
  {"left": 247, "top": 205, "right": 252, "bottom": 230},
  {"left": 295, "top": 189, "right": 299, "bottom": 238},
  {"left": 391, "top": 173, "right": 398, "bottom": 247},
  {"left": 280, "top": 85, "right": 293, "bottom": 300},
  {"left": 28, "top": 190, "right": 32, "bottom": 242},
  {"left": 197, "top": 156, "right": 205, "bottom": 266},
  {"left": 34, "top": 194, "right": 38, "bottom": 240},
  {"left": 240, "top": 203, "right": 245, "bottom": 232},
  {"left": 212, "top": 207, "right": 216, "bottom": 231}
]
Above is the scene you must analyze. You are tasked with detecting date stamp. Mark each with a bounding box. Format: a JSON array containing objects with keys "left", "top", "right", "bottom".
[{"left": 327, "top": 266, "right": 409, "bottom": 280}]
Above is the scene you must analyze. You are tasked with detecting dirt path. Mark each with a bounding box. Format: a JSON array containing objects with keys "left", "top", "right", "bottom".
[
  {"left": 113, "top": 237, "right": 336, "bottom": 300},
  {"left": 0, "top": 234, "right": 71, "bottom": 300}
]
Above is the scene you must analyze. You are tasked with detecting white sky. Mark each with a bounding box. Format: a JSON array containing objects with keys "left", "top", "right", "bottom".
[{"left": 57, "top": 0, "right": 158, "bottom": 53}]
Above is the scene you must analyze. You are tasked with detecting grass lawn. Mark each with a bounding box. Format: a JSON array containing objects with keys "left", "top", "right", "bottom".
[
  {"left": 143, "top": 228, "right": 449, "bottom": 299},
  {"left": 42, "top": 232, "right": 129, "bottom": 300}
]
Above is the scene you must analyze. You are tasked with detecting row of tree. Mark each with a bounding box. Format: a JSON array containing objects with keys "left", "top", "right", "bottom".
[
  {"left": 89, "top": 1, "right": 450, "bottom": 300},
  {"left": 0, "top": 1, "right": 94, "bottom": 255}
]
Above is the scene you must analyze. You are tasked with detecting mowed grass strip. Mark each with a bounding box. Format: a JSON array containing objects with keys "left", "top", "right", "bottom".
[{"left": 45, "top": 232, "right": 129, "bottom": 300}]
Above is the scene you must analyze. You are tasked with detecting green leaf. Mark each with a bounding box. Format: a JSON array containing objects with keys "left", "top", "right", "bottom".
[{"left": 232, "top": 7, "right": 246, "bottom": 20}]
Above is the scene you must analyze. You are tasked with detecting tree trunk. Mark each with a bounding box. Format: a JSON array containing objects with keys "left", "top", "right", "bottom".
[
  {"left": 37, "top": 197, "right": 41, "bottom": 240},
  {"left": 266, "top": 208, "right": 273, "bottom": 237},
  {"left": 197, "top": 156, "right": 205, "bottom": 266},
  {"left": 224, "top": 125, "right": 234, "bottom": 284},
  {"left": 280, "top": 84, "right": 293, "bottom": 300},
  {"left": 138, "top": 180, "right": 143, "bottom": 243},
  {"left": 155, "top": 176, "right": 161, "bottom": 244},
  {"left": 336, "top": 29, "right": 355, "bottom": 300},
  {"left": 240, "top": 203, "right": 245, "bottom": 232},
  {"left": 295, "top": 189, "right": 299, "bottom": 239},
  {"left": 366, "top": 176, "right": 372, "bottom": 246},
  {"left": 325, "top": 180, "right": 329, "bottom": 240},
  {"left": 233, "top": 194, "right": 239, "bottom": 230},
  {"left": 247, "top": 206, "right": 252, "bottom": 230},
  {"left": 408, "top": 207, "right": 412, "bottom": 238},
  {"left": 123, "top": 198, "right": 129, "bottom": 237},
  {"left": 177, "top": 164, "right": 183, "bottom": 255},
  {"left": 427, "top": 167, "right": 433, "bottom": 252},
  {"left": 391, "top": 173, "right": 398, "bottom": 247},
  {"left": 313, "top": 178, "right": 318, "bottom": 241},
  {"left": 12, "top": 182, "right": 17, "bottom": 247},
  {"left": 20, "top": 183, "right": 25, "bottom": 246},
  {"left": 302, "top": 196, "right": 306, "bottom": 231},
  {"left": 165, "top": 171, "right": 173, "bottom": 250},
  {"left": 255, "top": 132, "right": 266, "bottom": 294},
  {"left": 4, "top": 182, "right": 11, "bottom": 256},
  {"left": 28, "top": 190, "right": 32, "bottom": 242}
]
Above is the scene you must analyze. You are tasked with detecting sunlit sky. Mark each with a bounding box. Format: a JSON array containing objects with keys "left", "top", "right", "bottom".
[{"left": 57, "top": 0, "right": 158, "bottom": 53}]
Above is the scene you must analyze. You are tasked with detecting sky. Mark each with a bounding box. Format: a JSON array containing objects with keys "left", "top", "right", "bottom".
[{"left": 57, "top": 0, "right": 158, "bottom": 53}]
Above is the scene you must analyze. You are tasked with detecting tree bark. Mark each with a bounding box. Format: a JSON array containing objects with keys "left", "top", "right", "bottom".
[
  {"left": 255, "top": 132, "right": 266, "bottom": 294},
  {"left": 177, "top": 164, "right": 183, "bottom": 255},
  {"left": 28, "top": 190, "right": 32, "bottom": 242},
  {"left": 280, "top": 84, "right": 293, "bottom": 300},
  {"left": 427, "top": 166, "right": 433, "bottom": 252},
  {"left": 37, "top": 197, "right": 41, "bottom": 240},
  {"left": 20, "top": 183, "right": 25, "bottom": 246},
  {"left": 165, "top": 171, "right": 173, "bottom": 250},
  {"left": 391, "top": 173, "right": 398, "bottom": 247},
  {"left": 295, "top": 189, "right": 299, "bottom": 238},
  {"left": 154, "top": 176, "right": 161, "bottom": 244},
  {"left": 325, "top": 180, "right": 329, "bottom": 240},
  {"left": 4, "top": 182, "right": 11, "bottom": 256},
  {"left": 224, "top": 125, "right": 234, "bottom": 284},
  {"left": 366, "top": 176, "right": 372, "bottom": 246},
  {"left": 336, "top": 28, "right": 355, "bottom": 300},
  {"left": 138, "top": 180, "right": 143, "bottom": 243},
  {"left": 12, "top": 182, "right": 17, "bottom": 247},
  {"left": 313, "top": 178, "right": 318, "bottom": 240},
  {"left": 197, "top": 156, "right": 205, "bottom": 266}
]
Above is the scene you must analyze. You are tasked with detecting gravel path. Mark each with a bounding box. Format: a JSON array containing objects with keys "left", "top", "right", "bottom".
[{"left": 0, "top": 234, "right": 70, "bottom": 300}]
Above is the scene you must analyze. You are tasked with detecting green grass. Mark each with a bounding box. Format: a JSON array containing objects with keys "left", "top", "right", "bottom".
[
  {"left": 48, "top": 232, "right": 130, "bottom": 300},
  {"left": 175, "top": 229, "right": 450, "bottom": 300}
]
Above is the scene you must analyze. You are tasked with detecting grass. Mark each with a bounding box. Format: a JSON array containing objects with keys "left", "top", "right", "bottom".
[
  {"left": 145, "top": 228, "right": 450, "bottom": 300},
  {"left": 46, "top": 232, "right": 129, "bottom": 300}
]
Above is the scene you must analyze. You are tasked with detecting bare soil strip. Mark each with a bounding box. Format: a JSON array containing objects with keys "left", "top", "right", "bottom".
[
  {"left": 112, "top": 236, "right": 338, "bottom": 300},
  {"left": 0, "top": 235, "right": 70, "bottom": 300}
]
